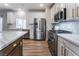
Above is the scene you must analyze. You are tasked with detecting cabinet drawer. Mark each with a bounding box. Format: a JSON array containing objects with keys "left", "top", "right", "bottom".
[
  {"left": 8, "top": 44, "right": 20, "bottom": 56},
  {"left": 1, "top": 39, "right": 21, "bottom": 56},
  {"left": 64, "top": 40, "right": 79, "bottom": 55},
  {"left": 64, "top": 47, "right": 77, "bottom": 56},
  {"left": 58, "top": 37, "right": 64, "bottom": 43}
]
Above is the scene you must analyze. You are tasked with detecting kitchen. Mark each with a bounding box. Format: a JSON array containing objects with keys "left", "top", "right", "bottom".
[{"left": 0, "top": 3, "right": 79, "bottom": 56}]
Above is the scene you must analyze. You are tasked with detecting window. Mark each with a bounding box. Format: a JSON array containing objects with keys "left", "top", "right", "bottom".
[{"left": 16, "top": 18, "right": 26, "bottom": 29}]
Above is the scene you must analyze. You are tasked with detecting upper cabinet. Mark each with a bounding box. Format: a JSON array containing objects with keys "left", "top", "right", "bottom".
[
  {"left": 65, "top": 3, "right": 76, "bottom": 19},
  {"left": 75, "top": 4, "right": 79, "bottom": 19},
  {"left": 66, "top": 3, "right": 79, "bottom": 20},
  {"left": 7, "top": 11, "right": 27, "bottom": 29},
  {"left": 7, "top": 12, "right": 16, "bottom": 24},
  {"left": 51, "top": 3, "right": 79, "bottom": 23},
  {"left": 7, "top": 12, "right": 16, "bottom": 29},
  {"left": 0, "top": 11, "right": 7, "bottom": 31}
]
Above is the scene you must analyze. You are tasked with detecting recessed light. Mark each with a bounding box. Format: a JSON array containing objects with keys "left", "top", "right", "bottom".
[
  {"left": 60, "top": 4, "right": 64, "bottom": 8},
  {"left": 40, "top": 4, "right": 44, "bottom": 7},
  {"left": 4, "top": 3, "right": 9, "bottom": 6},
  {"left": 17, "top": 8, "right": 25, "bottom": 16}
]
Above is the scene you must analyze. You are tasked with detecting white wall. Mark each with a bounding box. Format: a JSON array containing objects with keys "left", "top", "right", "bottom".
[
  {"left": 45, "top": 7, "right": 52, "bottom": 40},
  {"left": 45, "top": 7, "right": 52, "bottom": 31}
]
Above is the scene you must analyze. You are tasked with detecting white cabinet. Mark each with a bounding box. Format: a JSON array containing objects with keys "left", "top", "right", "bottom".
[
  {"left": 7, "top": 12, "right": 16, "bottom": 29},
  {"left": 65, "top": 3, "right": 76, "bottom": 19},
  {"left": 58, "top": 40, "right": 64, "bottom": 56},
  {"left": 64, "top": 47, "right": 77, "bottom": 56},
  {"left": 58, "top": 37, "right": 78, "bottom": 56},
  {"left": 0, "top": 11, "right": 7, "bottom": 30},
  {"left": 7, "top": 12, "right": 16, "bottom": 24}
]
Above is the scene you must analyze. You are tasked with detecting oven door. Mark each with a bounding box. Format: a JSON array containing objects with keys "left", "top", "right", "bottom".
[{"left": 48, "top": 30, "right": 55, "bottom": 56}]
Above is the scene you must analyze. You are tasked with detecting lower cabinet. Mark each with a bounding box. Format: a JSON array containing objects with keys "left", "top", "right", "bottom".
[
  {"left": 58, "top": 41, "right": 64, "bottom": 56},
  {"left": 58, "top": 37, "right": 77, "bottom": 56},
  {"left": 64, "top": 47, "right": 77, "bottom": 56},
  {"left": 8, "top": 40, "right": 23, "bottom": 56},
  {"left": 0, "top": 39, "right": 23, "bottom": 56},
  {"left": 9, "top": 44, "right": 21, "bottom": 56}
]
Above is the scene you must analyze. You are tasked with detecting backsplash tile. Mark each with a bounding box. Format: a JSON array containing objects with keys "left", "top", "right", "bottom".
[{"left": 57, "top": 20, "right": 79, "bottom": 34}]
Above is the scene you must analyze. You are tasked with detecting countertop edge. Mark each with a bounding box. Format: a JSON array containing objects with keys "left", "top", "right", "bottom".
[
  {"left": 57, "top": 34, "right": 79, "bottom": 47},
  {"left": 0, "top": 31, "right": 27, "bottom": 51}
]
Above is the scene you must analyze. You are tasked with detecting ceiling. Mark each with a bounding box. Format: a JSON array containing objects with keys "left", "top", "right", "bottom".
[{"left": 0, "top": 3, "right": 53, "bottom": 11}]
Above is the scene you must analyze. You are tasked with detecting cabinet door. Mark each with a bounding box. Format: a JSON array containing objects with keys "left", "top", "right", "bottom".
[
  {"left": 8, "top": 44, "right": 20, "bottom": 56},
  {"left": 19, "top": 40, "right": 23, "bottom": 56},
  {"left": 58, "top": 41, "right": 64, "bottom": 56},
  {"left": 64, "top": 47, "right": 77, "bottom": 56}
]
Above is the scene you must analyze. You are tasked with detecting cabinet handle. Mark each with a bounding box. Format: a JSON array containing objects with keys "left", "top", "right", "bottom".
[{"left": 13, "top": 43, "right": 17, "bottom": 47}]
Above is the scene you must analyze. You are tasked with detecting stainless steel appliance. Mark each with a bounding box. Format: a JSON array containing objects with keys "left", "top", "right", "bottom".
[
  {"left": 48, "top": 30, "right": 57, "bottom": 56},
  {"left": 54, "top": 8, "right": 66, "bottom": 22},
  {"left": 48, "top": 30, "right": 72, "bottom": 56},
  {"left": 48, "top": 22, "right": 72, "bottom": 56},
  {"left": 34, "top": 18, "right": 46, "bottom": 40}
]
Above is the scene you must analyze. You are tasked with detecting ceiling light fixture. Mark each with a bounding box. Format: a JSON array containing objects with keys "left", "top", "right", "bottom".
[
  {"left": 4, "top": 3, "right": 9, "bottom": 6},
  {"left": 17, "top": 8, "right": 25, "bottom": 15},
  {"left": 40, "top": 4, "right": 44, "bottom": 7}
]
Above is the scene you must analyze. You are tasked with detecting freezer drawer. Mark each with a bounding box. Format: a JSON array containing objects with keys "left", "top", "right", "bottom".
[{"left": 34, "top": 32, "right": 46, "bottom": 40}]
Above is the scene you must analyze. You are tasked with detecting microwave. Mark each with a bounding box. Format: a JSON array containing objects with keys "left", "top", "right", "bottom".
[{"left": 54, "top": 8, "right": 66, "bottom": 22}]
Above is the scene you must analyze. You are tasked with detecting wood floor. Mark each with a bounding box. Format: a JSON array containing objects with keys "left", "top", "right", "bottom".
[{"left": 23, "top": 39, "right": 51, "bottom": 56}]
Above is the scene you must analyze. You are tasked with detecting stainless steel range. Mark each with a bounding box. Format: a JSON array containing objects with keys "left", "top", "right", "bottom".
[
  {"left": 48, "top": 29, "right": 72, "bottom": 56},
  {"left": 48, "top": 30, "right": 57, "bottom": 56}
]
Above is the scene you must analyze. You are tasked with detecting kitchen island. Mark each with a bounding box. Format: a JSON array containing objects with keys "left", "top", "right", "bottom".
[
  {"left": 58, "top": 34, "right": 79, "bottom": 56},
  {"left": 0, "top": 31, "right": 27, "bottom": 56}
]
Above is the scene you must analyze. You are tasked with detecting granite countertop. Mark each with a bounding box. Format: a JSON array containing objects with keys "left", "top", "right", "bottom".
[
  {"left": 58, "top": 34, "right": 79, "bottom": 46},
  {"left": 0, "top": 31, "right": 27, "bottom": 50}
]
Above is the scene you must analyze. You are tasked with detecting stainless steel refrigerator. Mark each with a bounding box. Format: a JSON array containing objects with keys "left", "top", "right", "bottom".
[{"left": 34, "top": 18, "right": 46, "bottom": 40}]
